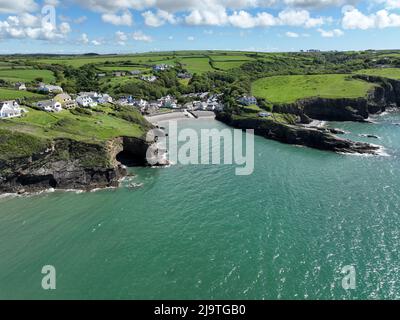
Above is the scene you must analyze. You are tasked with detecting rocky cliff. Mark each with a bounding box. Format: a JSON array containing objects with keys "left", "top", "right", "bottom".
[
  {"left": 216, "top": 113, "right": 381, "bottom": 155},
  {"left": 273, "top": 75, "right": 400, "bottom": 122},
  {"left": 0, "top": 136, "right": 154, "bottom": 194}
]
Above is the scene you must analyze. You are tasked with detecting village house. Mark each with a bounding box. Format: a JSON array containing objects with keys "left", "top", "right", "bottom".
[
  {"left": 76, "top": 95, "right": 98, "bottom": 108},
  {"left": 238, "top": 96, "right": 257, "bottom": 106},
  {"left": 259, "top": 112, "right": 272, "bottom": 118},
  {"left": 38, "top": 84, "right": 63, "bottom": 94},
  {"left": 36, "top": 100, "right": 62, "bottom": 113},
  {"left": 141, "top": 75, "right": 157, "bottom": 83},
  {"left": 159, "top": 95, "right": 178, "bottom": 109},
  {"left": 153, "top": 64, "right": 172, "bottom": 72},
  {"left": 132, "top": 98, "right": 148, "bottom": 108},
  {"left": 54, "top": 93, "right": 77, "bottom": 109},
  {"left": 15, "top": 82, "right": 27, "bottom": 91},
  {"left": 142, "top": 102, "right": 160, "bottom": 115},
  {"left": 113, "top": 71, "right": 126, "bottom": 77},
  {"left": 79, "top": 92, "right": 113, "bottom": 104},
  {"left": 177, "top": 72, "right": 192, "bottom": 79},
  {"left": 96, "top": 73, "right": 106, "bottom": 78},
  {"left": 130, "top": 70, "right": 142, "bottom": 75},
  {"left": 0, "top": 100, "right": 24, "bottom": 119}
]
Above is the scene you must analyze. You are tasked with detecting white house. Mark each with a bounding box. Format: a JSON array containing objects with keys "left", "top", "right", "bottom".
[
  {"left": 15, "top": 82, "right": 27, "bottom": 91},
  {"left": 0, "top": 100, "right": 23, "bottom": 119},
  {"left": 141, "top": 75, "right": 157, "bottom": 83},
  {"left": 38, "top": 84, "right": 63, "bottom": 93},
  {"left": 79, "top": 92, "right": 112, "bottom": 104},
  {"left": 153, "top": 64, "right": 172, "bottom": 72},
  {"left": 36, "top": 100, "right": 62, "bottom": 112},
  {"left": 76, "top": 95, "right": 98, "bottom": 108},
  {"left": 159, "top": 95, "right": 178, "bottom": 109}
]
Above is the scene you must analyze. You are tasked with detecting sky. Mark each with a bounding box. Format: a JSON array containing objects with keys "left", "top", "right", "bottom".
[{"left": 0, "top": 0, "right": 399, "bottom": 54}]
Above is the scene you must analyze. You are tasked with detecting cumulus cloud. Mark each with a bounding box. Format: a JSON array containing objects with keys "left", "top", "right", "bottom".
[
  {"left": 342, "top": 6, "right": 400, "bottom": 29},
  {"left": 0, "top": 0, "right": 38, "bottom": 13},
  {"left": 142, "top": 10, "right": 176, "bottom": 27},
  {"left": 102, "top": 11, "right": 133, "bottom": 26},
  {"left": 76, "top": 0, "right": 358, "bottom": 13},
  {"left": 132, "top": 30, "right": 153, "bottom": 42},
  {"left": 286, "top": 31, "right": 300, "bottom": 37},
  {"left": 115, "top": 31, "right": 128, "bottom": 45},
  {"left": 187, "top": 36, "right": 195, "bottom": 41},
  {"left": 79, "top": 33, "right": 89, "bottom": 44},
  {"left": 0, "top": 14, "right": 71, "bottom": 41},
  {"left": 317, "top": 28, "right": 344, "bottom": 36}
]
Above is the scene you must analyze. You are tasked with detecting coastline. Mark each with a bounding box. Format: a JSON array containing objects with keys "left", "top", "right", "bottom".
[{"left": 146, "top": 111, "right": 215, "bottom": 124}]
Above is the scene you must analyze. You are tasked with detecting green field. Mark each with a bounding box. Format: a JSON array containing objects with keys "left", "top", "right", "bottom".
[
  {"left": 252, "top": 74, "right": 376, "bottom": 104},
  {"left": 37, "top": 55, "right": 176, "bottom": 68},
  {"left": 0, "top": 69, "right": 55, "bottom": 83},
  {"left": 214, "top": 60, "right": 249, "bottom": 70},
  {"left": 180, "top": 57, "right": 214, "bottom": 74},
  {"left": 211, "top": 55, "right": 254, "bottom": 61},
  {"left": 97, "top": 66, "right": 150, "bottom": 72},
  {"left": 355, "top": 68, "right": 400, "bottom": 80},
  {"left": 0, "top": 107, "right": 145, "bottom": 145},
  {"left": 0, "top": 88, "right": 45, "bottom": 100}
]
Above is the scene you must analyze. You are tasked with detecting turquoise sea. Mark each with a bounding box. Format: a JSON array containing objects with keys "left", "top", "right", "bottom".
[{"left": 1, "top": 113, "right": 400, "bottom": 300}]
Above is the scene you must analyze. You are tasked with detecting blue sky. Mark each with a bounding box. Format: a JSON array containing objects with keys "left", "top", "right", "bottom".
[{"left": 0, "top": 0, "right": 399, "bottom": 54}]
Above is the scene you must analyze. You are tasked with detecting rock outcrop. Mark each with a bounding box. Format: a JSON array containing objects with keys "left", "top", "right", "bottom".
[
  {"left": 0, "top": 136, "right": 154, "bottom": 194},
  {"left": 216, "top": 113, "right": 381, "bottom": 155}
]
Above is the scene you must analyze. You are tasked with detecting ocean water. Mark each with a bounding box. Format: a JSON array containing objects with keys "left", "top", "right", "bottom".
[{"left": 1, "top": 113, "right": 400, "bottom": 300}]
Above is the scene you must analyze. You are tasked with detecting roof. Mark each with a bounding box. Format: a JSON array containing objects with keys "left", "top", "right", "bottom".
[{"left": 37, "top": 100, "right": 57, "bottom": 108}]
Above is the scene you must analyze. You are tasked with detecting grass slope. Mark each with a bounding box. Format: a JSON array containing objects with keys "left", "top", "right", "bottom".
[
  {"left": 0, "top": 107, "right": 147, "bottom": 149},
  {"left": 355, "top": 68, "right": 400, "bottom": 80},
  {"left": 0, "top": 88, "right": 45, "bottom": 100},
  {"left": 0, "top": 69, "right": 55, "bottom": 83},
  {"left": 252, "top": 74, "right": 376, "bottom": 104}
]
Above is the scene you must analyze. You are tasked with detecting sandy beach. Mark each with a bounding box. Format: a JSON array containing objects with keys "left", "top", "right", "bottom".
[{"left": 146, "top": 111, "right": 215, "bottom": 124}]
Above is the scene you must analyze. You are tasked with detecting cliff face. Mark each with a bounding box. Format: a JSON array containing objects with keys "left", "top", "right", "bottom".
[
  {"left": 216, "top": 113, "right": 381, "bottom": 155},
  {"left": 0, "top": 136, "right": 152, "bottom": 194},
  {"left": 273, "top": 76, "right": 400, "bottom": 122}
]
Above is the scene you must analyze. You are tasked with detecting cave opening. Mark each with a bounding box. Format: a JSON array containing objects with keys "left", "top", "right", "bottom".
[{"left": 116, "top": 151, "right": 147, "bottom": 167}]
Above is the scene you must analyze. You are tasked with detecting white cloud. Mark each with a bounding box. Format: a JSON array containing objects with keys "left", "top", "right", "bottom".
[
  {"left": 286, "top": 31, "right": 299, "bottom": 37},
  {"left": 59, "top": 22, "right": 71, "bottom": 34},
  {"left": 184, "top": 7, "right": 326, "bottom": 28},
  {"left": 115, "top": 31, "right": 128, "bottom": 45},
  {"left": 142, "top": 10, "right": 176, "bottom": 27},
  {"left": 76, "top": 0, "right": 358, "bottom": 13},
  {"left": 317, "top": 28, "right": 344, "bottom": 37},
  {"left": 79, "top": 33, "right": 89, "bottom": 44},
  {"left": 102, "top": 11, "right": 133, "bottom": 26},
  {"left": 133, "top": 31, "right": 153, "bottom": 42},
  {"left": 0, "top": 14, "right": 71, "bottom": 41},
  {"left": 187, "top": 36, "right": 195, "bottom": 41},
  {"left": 0, "top": 0, "right": 38, "bottom": 13},
  {"left": 44, "top": 0, "right": 60, "bottom": 6},
  {"left": 342, "top": 7, "right": 400, "bottom": 29},
  {"left": 278, "top": 9, "right": 324, "bottom": 28},
  {"left": 74, "top": 16, "right": 88, "bottom": 24}
]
